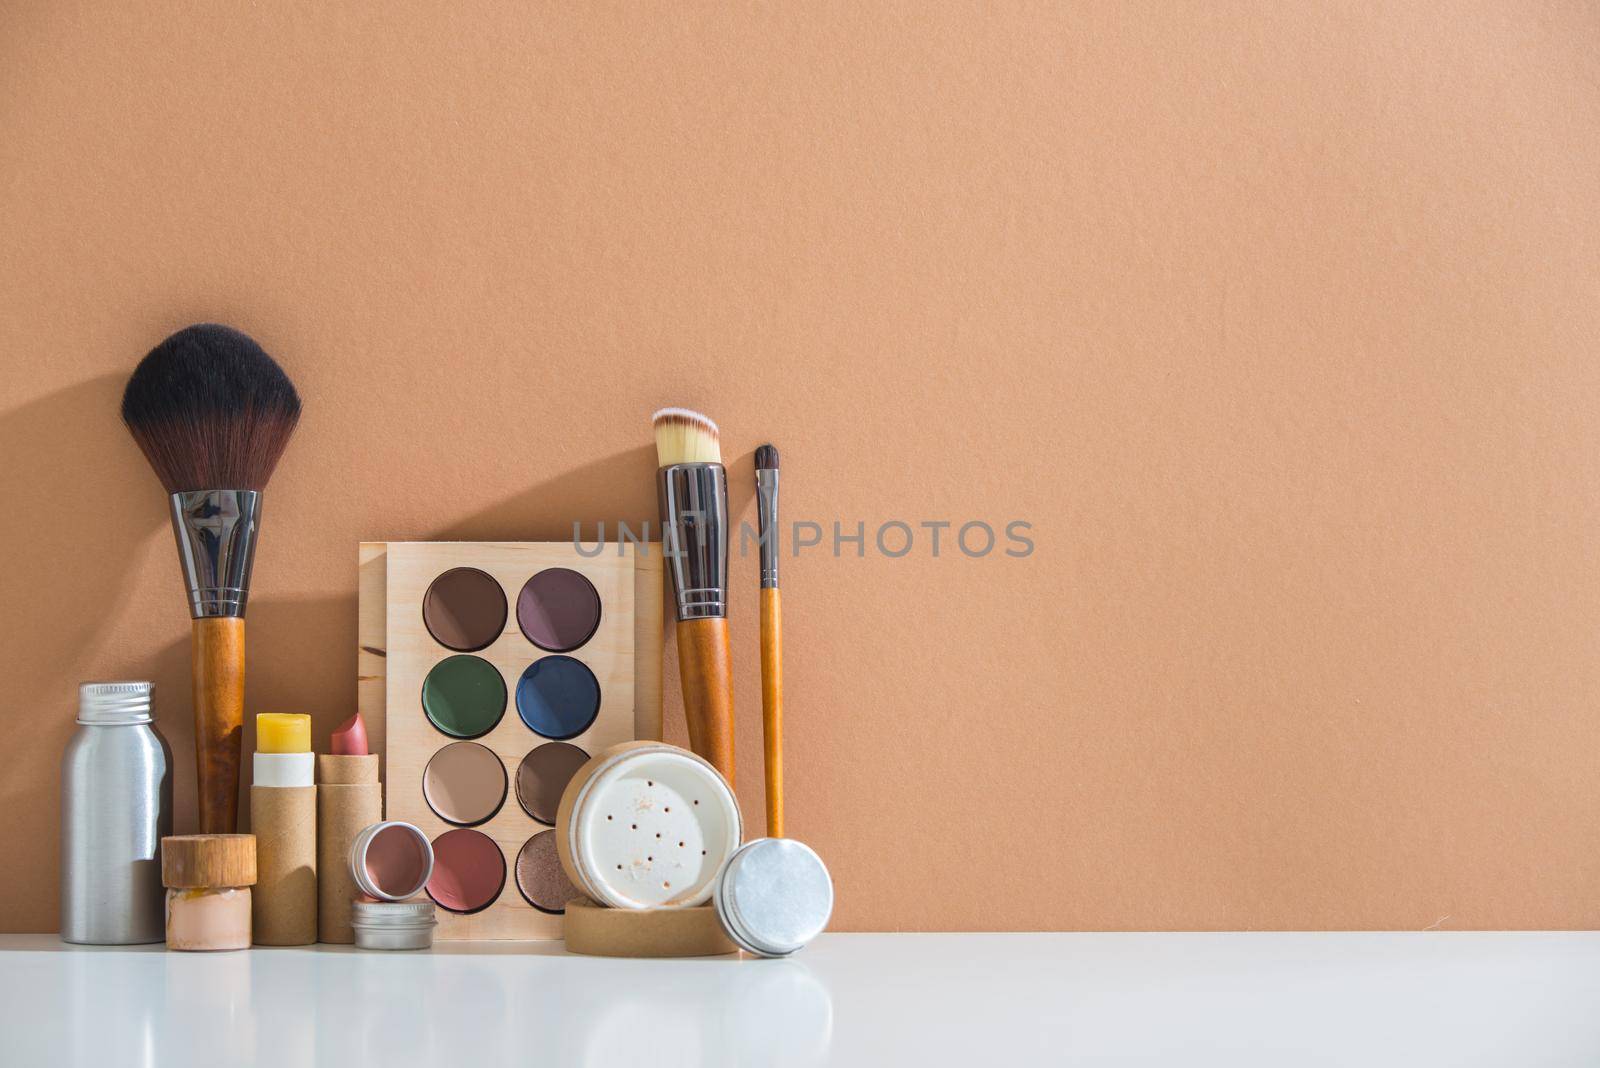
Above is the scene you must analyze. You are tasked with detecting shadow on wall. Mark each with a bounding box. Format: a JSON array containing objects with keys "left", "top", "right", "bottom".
[
  {"left": 429, "top": 443, "right": 762, "bottom": 544},
  {"left": 429, "top": 444, "right": 660, "bottom": 541},
  {"left": 0, "top": 375, "right": 166, "bottom": 815},
  {"left": 0, "top": 374, "right": 165, "bottom": 660}
]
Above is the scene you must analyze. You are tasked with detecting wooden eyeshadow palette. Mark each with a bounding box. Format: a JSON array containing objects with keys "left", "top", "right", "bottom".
[{"left": 358, "top": 541, "right": 663, "bottom": 940}]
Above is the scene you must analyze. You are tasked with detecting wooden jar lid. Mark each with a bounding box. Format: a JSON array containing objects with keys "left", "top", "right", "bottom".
[{"left": 161, "top": 834, "right": 257, "bottom": 888}]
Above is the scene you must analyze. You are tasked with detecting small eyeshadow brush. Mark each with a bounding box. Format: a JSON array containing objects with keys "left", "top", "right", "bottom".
[
  {"left": 755, "top": 443, "right": 784, "bottom": 837},
  {"left": 122, "top": 324, "right": 301, "bottom": 833},
  {"left": 652, "top": 408, "right": 735, "bottom": 783}
]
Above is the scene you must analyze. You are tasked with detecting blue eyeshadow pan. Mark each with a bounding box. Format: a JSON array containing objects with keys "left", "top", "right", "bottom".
[{"left": 515, "top": 655, "right": 601, "bottom": 740}]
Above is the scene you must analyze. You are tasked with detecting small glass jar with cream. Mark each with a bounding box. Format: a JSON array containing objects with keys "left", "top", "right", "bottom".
[{"left": 160, "top": 834, "right": 257, "bottom": 952}]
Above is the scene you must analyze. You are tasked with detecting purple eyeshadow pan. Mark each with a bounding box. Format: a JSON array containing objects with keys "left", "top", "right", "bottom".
[{"left": 516, "top": 568, "right": 601, "bottom": 653}]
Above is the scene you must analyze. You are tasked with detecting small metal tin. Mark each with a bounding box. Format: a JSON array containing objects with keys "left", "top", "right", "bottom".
[
  {"left": 351, "top": 899, "right": 437, "bottom": 951},
  {"left": 713, "top": 838, "right": 833, "bottom": 958}
]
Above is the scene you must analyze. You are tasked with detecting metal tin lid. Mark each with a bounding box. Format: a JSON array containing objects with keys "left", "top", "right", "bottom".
[
  {"left": 78, "top": 681, "right": 153, "bottom": 724},
  {"left": 713, "top": 838, "right": 833, "bottom": 958},
  {"left": 349, "top": 822, "right": 435, "bottom": 902},
  {"left": 351, "top": 899, "right": 437, "bottom": 928}
]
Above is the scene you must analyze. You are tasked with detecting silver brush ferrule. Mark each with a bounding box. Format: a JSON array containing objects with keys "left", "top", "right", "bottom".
[
  {"left": 755, "top": 467, "right": 779, "bottom": 590},
  {"left": 168, "top": 490, "right": 261, "bottom": 618},
  {"left": 657, "top": 463, "right": 728, "bottom": 621}
]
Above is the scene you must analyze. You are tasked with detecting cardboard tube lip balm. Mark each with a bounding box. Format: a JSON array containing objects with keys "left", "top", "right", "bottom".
[
  {"left": 257, "top": 712, "right": 311, "bottom": 753},
  {"left": 254, "top": 751, "right": 314, "bottom": 787},
  {"left": 251, "top": 713, "right": 317, "bottom": 946},
  {"left": 250, "top": 784, "right": 317, "bottom": 944}
]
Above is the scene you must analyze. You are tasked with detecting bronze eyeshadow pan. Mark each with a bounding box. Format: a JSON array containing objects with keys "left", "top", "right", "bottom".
[{"left": 515, "top": 830, "right": 579, "bottom": 914}]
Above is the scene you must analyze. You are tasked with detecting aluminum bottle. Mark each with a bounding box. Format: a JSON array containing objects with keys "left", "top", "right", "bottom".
[{"left": 60, "top": 682, "right": 172, "bottom": 944}]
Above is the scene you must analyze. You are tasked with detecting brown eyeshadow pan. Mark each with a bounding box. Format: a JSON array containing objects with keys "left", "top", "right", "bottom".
[
  {"left": 423, "top": 567, "right": 507, "bottom": 652},
  {"left": 516, "top": 568, "right": 602, "bottom": 652},
  {"left": 516, "top": 830, "right": 579, "bottom": 914},
  {"left": 515, "top": 742, "right": 589, "bottom": 824}
]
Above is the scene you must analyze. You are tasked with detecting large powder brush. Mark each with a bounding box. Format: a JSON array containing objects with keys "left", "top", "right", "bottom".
[{"left": 123, "top": 324, "right": 301, "bottom": 833}]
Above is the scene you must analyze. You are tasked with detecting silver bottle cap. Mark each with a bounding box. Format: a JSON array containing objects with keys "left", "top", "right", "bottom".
[
  {"left": 714, "top": 838, "right": 833, "bottom": 958},
  {"left": 77, "top": 682, "right": 153, "bottom": 725}
]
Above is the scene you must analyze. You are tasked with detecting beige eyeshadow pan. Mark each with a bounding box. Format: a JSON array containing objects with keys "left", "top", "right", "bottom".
[{"left": 422, "top": 741, "right": 507, "bottom": 826}]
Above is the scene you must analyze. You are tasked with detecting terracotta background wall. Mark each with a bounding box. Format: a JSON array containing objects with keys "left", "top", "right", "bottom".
[{"left": 4, "top": 2, "right": 1598, "bottom": 932}]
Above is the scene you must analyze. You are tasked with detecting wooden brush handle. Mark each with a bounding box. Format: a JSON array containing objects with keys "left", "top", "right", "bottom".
[
  {"left": 676, "top": 616, "right": 734, "bottom": 785},
  {"left": 760, "top": 587, "right": 785, "bottom": 838},
  {"left": 192, "top": 616, "right": 246, "bottom": 834}
]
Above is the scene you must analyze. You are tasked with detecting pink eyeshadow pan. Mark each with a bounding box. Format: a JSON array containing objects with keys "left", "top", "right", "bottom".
[{"left": 427, "top": 828, "right": 506, "bottom": 914}]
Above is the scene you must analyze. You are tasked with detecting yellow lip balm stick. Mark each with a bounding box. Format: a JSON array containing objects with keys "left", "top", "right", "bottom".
[{"left": 250, "top": 713, "right": 316, "bottom": 944}]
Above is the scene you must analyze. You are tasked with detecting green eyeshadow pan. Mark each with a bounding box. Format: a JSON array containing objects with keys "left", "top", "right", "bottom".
[{"left": 422, "top": 654, "right": 507, "bottom": 739}]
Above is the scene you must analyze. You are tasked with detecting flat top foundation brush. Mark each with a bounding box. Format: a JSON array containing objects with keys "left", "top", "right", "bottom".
[
  {"left": 653, "top": 407, "right": 735, "bottom": 783},
  {"left": 123, "top": 324, "right": 301, "bottom": 833}
]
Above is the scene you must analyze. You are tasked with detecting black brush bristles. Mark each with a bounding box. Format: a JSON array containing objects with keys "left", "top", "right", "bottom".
[
  {"left": 121, "top": 324, "right": 302, "bottom": 493},
  {"left": 755, "top": 444, "right": 779, "bottom": 470}
]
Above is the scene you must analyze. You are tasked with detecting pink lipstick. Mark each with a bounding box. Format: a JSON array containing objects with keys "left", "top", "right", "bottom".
[{"left": 331, "top": 713, "right": 370, "bottom": 757}]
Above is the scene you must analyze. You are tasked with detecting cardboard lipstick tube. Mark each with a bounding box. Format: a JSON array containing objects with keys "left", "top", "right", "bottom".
[
  {"left": 250, "top": 731, "right": 318, "bottom": 946},
  {"left": 316, "top": 753, "right": 381, "bottom": 943}
]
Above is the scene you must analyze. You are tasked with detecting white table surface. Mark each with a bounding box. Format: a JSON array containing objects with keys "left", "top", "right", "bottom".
[{"left": 0, "top": 932, "right": 1595, "bottom": 1066}]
